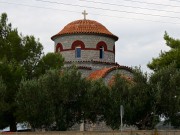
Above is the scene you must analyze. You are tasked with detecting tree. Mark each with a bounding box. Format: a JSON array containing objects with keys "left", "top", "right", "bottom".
[
  {"left": 0, "top": 13, "right": 43, "bottom": 78},
  {"left": 104, "top": 74, "right": 130, "bottom": 130},
  {"left": 148, "top": 32, "right": 180, "bottom": 71},
  {"left": 21, "top": 36, "right": 43, "bottom": 78},
  {"left": 34, "top": 52, "right": 64, "bottom": 77},
  {"left": 16, "top": 78, "right": 54, "bottom": 130},
  {"left": 52, "top": 67, "right": 89, "bottom": 130},
  {"left": 105, "top": 69, "right": 158, "bottom": 130},
  {"left": 124, "top": 68, "right": 158, "bottom": 129},
  {"left": 82, "top": 79, "right": 109, "bottom": 124},
  {"left": 0, "top": 77, "right": 8, "bottom": 129},
  {"left": 0, "top": 59, "right": 25, "bottom": 131},
  {"left": 150, "top": 64, "right": 180, "bottom": 128},
  {"left": 148, "top": 32, "right": 180, "bottom": 128},
  {"left": 16, "top": 67, "right": 90, "bottom": 131},
  {"left": 0, "top": 13, "right": 43, "bottom": 131}
]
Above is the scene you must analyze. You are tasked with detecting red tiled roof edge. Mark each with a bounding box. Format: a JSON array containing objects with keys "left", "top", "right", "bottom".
[
  {"left": 88, "top": 65, "right": 133, "bottom": 80},
  {"left": 100, "top": 66, "right": 133, "bottom": 78}
]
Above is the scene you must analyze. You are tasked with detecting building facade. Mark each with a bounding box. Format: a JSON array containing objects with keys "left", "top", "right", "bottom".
[
  {"left": 51, "top": 13, "right": 133, "bottom": 131},
  {"left": 51, "top": 18, "right": 133, "bottom": 84}
]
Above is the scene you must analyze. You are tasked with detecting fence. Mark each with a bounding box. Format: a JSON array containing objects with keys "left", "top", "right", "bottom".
[{"left": 1, "top": 130, "right": 180, "bottom": 135}]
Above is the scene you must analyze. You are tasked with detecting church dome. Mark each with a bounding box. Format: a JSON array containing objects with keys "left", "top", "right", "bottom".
[{"left": 51, "top": 19, "right": 118, "bottom": 41}]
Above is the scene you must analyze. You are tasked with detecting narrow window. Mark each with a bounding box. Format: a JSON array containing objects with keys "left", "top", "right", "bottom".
[
  {"left": 75, "top": 47, "right": 81, "bottom": 58},
  {"left": 58, "top": 47, "right": 61, "bottom": 52},
  {"left": 100, "top": 46, "right": 104, "bottom": 59}
]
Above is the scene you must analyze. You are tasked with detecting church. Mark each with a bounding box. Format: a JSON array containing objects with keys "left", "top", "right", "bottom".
[
  {"left": 51, "top": 11, "right": 133, "bottom": 85},
  {"left": 51, "top": 11, "right": 133, "bottom": 130}
]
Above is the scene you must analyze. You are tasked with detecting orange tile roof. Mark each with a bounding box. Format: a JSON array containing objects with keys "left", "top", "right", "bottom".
[
  {"left": 88, "top": 67, "right": 112, "bottom": 80},
  {"left": 51, "top": 19, "right": 118, "bottom": 41},
  {"left": 88, "top": 66, "right": 132, "bottom": 80}
]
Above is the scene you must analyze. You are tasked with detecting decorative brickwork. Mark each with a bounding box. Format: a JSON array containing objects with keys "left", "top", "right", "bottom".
[
  {"left": 53, "top": 35, "right": 115, "bottom": 63},
  {"left": 72, "top": 40, "right": 85, "bottom": 49}
]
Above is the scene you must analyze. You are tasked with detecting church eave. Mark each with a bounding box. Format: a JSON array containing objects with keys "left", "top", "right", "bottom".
[{"left": 65, "top": 60, "right": 119, "bottom": 66}]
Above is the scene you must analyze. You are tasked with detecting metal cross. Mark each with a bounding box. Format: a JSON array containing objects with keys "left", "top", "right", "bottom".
[{"left": 82, "top": 10, "right": 88, "bottom": 20}]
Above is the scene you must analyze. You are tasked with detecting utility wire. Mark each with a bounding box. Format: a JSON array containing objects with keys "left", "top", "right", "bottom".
[
  {"left": 119, "top": 0, "right": 180, "bottom": 8},
  {"left": 79, "top": 0, "right": 180, "bottom": 14},
  {"left": 35, "top": 0, "right": 180, "bottom": 20},
  {"left": 92, "top": 12, "right": 180, "bottom": 25},
  {"left": 170, "top": 0, "right": 180, "bottom": 2},
  {"left": 0, "top": 2, "right": 81, "bottom": 14},
  {"left": 1, "top": 1, "right": 180, "bottom": 25}
]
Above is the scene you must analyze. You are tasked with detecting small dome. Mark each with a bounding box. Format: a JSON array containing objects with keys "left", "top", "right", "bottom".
[{"left": 51, "top": 19, "right": 118, "bottom": 41}]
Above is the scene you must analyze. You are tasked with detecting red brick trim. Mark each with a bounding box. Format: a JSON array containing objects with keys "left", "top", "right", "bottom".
[
  {"left": 60, "top": 48, "right": 114, "bottom": 53},
  {"left": 96, "top": 41, "right": 107, "bottom": 51},
  {"left": 56, "top": 43, "right": 63, "bottom": 52},
  {"left": 71, "top": 40, "right": 85, "bottom": 49},
  {"left": 56, "top": 41, "right": 114, "bottom": 53}
]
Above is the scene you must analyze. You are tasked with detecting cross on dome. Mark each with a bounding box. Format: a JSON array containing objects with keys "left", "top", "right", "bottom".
[{"left": 82, "top": 10, "right": 88, "bottom": 20}]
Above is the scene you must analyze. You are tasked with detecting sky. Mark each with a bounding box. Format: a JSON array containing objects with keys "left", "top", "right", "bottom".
[{"left": 0, "top": 0, "right": 180, "bottom": 73}]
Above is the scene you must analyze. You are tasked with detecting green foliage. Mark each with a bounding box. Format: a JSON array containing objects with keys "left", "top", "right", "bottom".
[
  {"left": 0, "top": 59, "right": 26, "bottom": 131},
  {"left": 1, "top": 12, "right": 179, "bottom": 131},
  {"left": 0, "top": 13, "right": 43, "bottom": 78},
  {"left": 148, "top": 32, "right": 180, "bottom": 71},
  {"left": 150, "top": 64, "right": 180, "bottom": 128},
  {"left": 52, "top": 67, "right": 89, "bottom": 130},
  {"left": 0, "top": 77, "right": 8, "bottom": 129},
  {"left": 0, "top": 12, "right": 43, "bottom": 131},
  {"left": 22, "top": 35, "right": 43, "bottom": 78},
  {"left": 124, "top": 68, "right": 157, "bottom": 130},
  {"left": 17, "top": 78, "right": 54, "bottom": 130},
  {"left": 16, "top": 67, "right": 90, "bottom": 131},
  {"left": 148, "top": 32, "right": 180, "bottom": 129},
  {"left": 104, "top": 74, "right": 130, "bottom": 130},
  {"left": 105, "top": 68, "right": 158, "bottom": 130},
  {"left": 35, "top": 52, "right": 64, "bottom": 77},
  {"left": 82, "top": 79, "right": 109, "bottom": 123}
]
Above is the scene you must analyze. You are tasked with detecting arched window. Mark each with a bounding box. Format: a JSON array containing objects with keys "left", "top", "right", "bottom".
[
  {"left": 100, "top": 46, "right": 104, "bottom": 59},
  {"left": 72, "top": 40, "right": 85, "bottom": 58},
  {"left": 56, "top": 43, "right": 63, "bottom": 52},
  {"left": 75, "top": 46, "right": 81, "bottom": 58},
  {"left": 96, "top": 41, "right": 107, "bottom": 59}
]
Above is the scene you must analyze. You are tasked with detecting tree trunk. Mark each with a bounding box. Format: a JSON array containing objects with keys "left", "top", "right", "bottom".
[{"left": 10, "top": 119, "right": 17, "bottom": 132}]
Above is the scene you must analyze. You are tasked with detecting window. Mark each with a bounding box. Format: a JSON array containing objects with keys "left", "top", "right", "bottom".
[
  {"left": 56, "top": 43, "right": 63, "bottom": 52},
  {"left": 75, "top": 47, "right": 81, "bottom": 58},
  {"left": 100, "top": 46, "right": 104, "bottom": 59},
  {"left": 58, "top": 47, "right": 61, "bottom": 52}
]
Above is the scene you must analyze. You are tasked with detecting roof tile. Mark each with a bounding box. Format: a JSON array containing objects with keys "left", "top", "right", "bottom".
[{"left": 51, "top": 19, "right": 118, "bottom": 41}]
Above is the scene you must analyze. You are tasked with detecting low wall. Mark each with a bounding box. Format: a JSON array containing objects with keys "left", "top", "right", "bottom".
[{"left": 1, "top": 130, "right": 180, "bottom": 135}]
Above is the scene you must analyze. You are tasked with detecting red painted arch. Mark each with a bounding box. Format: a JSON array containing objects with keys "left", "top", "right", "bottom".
[
  {"left": 96, "top": 41, "right": 107, "bottom": 51},
  {"left": 71, "top": 40, "right": 85, "bottom": 49},
  {"left": 56, "top": 43, "right": 63, "bottom": 52}
]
